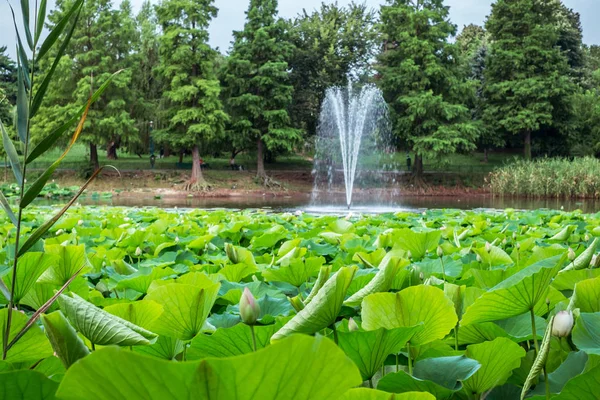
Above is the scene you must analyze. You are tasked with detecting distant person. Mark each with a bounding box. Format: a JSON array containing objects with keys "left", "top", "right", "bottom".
[{"left": 406, "top": 153, "right": 411, "bottom": 171}]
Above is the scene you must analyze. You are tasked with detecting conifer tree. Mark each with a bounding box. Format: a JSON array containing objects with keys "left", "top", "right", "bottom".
[
  {"left": 0, "top": 47, "right": 16, "bottom": 125},
  {"left": 155, "top": 0, "right": 227, "bottom": 189},
  {"left": 223, "top": 0, "right": 301, "bottom": 184},
  {"left": 483, "top": 0, "right": 576, "bottom": 159},
  {"left": 376, "top": 0, "right": 478, "bottom": 181}
]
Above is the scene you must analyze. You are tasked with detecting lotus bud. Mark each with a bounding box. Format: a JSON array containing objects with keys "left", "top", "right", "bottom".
[
  {"left": 135, "top": 247, "right": 142, "bottom": 256},
  {"left": 239, "top": 287, "right": 260, "bottom": 325},
  {"left": 585, "top": 234, "right": 590, "bottom": 242},
  {"left": 476, "top": 254, "right": 482, "bottom": 263},
  {"left": 516, "top": 242, "right": 521, "bottom": 250},
  {"left": 348, "top": 318, "right": 359, "bottom": 332},
  {"left": 502, "top": 238, "right": 507, "bottom": 246},
  {"left": 485, "top": 242, "right": 492, "bottom": 252},
  {"left": 55, "top": 229, "right": 64, "bottom": 236},
  {"left": 545, "top": 298, "right": 550, "bottom": 306},
  {"left": 406, "top": 251, "right": 412, "bottom": 260},
  {"left": 552, "top": 311, "right": 574, "bottom": 337},
  {"left": 295, "top": 210, "right": 303, "bottom": 217},
  {"left": 568, "top": 247, "right": 576, "bottom": 261},
  {"left": 60, "top": 240, "right": 69, "bottom": 246},
  {"left": 512, "top": 232, "right": 517, "bottom": 240},
  {"left": 225, "top": 243, "right": 239, "bottom": 264},
  {"left": 436, "top": 246, "right": 443, "bottom": 258},
  {"left": 419, "top": 272, "right": 424, "bottom": 281},
  {"left": 175, "top": 236, "right": 180, "bottom": 243},
  {"left": 78, "top": 219, "right": 84, "bottom": 226},
  {"left": 592, "top": 254, "right": 600, "bottom": 268}
]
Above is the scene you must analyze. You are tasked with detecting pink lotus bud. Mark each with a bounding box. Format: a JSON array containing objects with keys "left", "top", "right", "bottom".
[
  {"left": 348, "top": 318, "right": 359, "bottom": 332},
  {"left": 239, "top": 287, "right": 260, "bottom": 325},
  {"left": 552, "top": 311, "right": 574, "bottom": 337}
]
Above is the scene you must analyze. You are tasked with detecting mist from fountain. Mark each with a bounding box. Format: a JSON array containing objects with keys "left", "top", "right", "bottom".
[{"left": 311, "top": 81, "right": 392, "bottom": 209}]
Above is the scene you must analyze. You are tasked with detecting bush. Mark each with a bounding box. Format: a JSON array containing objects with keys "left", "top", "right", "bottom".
[{"left": 489, "top": 157, "right": 600, "bottom": 198}]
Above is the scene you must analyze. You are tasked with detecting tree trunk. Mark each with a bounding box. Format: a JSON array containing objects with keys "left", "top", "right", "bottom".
[
  {"left": 106, "top": 140, "right": 118, "bottom": 160},
  {"left": 524, "top": 131, "right": 532, "bottom": 160},
  {"left": 484, "top": 148, "right": 489, "bottom": 163},
  {"left": 256, "top": 138, "right": 266, "bottom": 179},
  {"left": 411, "top": 153, "right": 426, "bottom": 187},
  {"left": 189, "top": 145, "right": 205, "bottom": 187},
  {"left": 90, "top": 143, "right": 99, "bottom": 171},
  {"left": 179, "top": 150, "right": 184, "bottom": 164}
]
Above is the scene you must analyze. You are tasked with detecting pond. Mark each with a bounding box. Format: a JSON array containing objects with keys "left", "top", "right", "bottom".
[{"left": 43, "top": 192, "right": 600, "bottom": 213}]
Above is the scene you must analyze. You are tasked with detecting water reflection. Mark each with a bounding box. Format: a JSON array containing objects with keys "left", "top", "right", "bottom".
[{"left": 39, "top": 193, "right": 600, "bottom": 214}]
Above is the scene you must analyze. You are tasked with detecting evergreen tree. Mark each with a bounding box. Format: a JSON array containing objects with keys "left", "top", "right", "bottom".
[
  {"left": 375, "top": 0, "right": 478, "bottom": 181},
  {"left": 32, "top": 0, "right": 138, "bottom": 170},
  {"left": 223, "top": 0, "right": 301, "bottom": 184},
  {"left": 0, "top": 47, "right": 16, "bottom": 126},
  {"left": 155, "top": 0, "right": 227, "bottom": 189},
  {"left": 483, "top": 0, "right": 576, "bottom": 160},
  {"left": 287, "top": 2, "right": 378, "bottom": 137}
]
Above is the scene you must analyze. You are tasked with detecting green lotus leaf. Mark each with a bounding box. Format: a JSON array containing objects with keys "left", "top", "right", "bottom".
[
  {"left": 41, "top": 310, "right": 90, "bottom": 368},
  {"left": 134, "top": 335, "right": 184, "bottom": 361},
  {"left": 340, "top": 388, "right": 435, "bottom": 400},
  {"left": 145, "top": 282, "right": 220, "bottom": 341},
  {"left": 224, "top": 243, "right": 257, "bottom": 268},
  {"left": 472, "top": 245, "right": 514, "bottom": 268},
  {"left": 116, "top": 266, "right": 176, "bottom": 294},
  {"left": 337, "top": 326, "right": 422, "bottom": 380},
  {"left": 271, "top": 266, "right": 356, "bottom": 341},
  {"left": 562, "top": 238, "right": 598, "bottom": 271},
  {"left": 250, "top": 225, "right": 288, "bottom": 249},
  {"left": 572, "top": 276, "right": 600, "bottom": 312},
  {"left": 530, "top": 351, "right": 588, "bottom": 396},
  {"left": 0, "top": 308, "right": 53, "bottom": 363},
  {"left": 552, "top": 365, "right": 600, "bottom": 400},
  {"left": 262, "top": 256, "right": 324, "bottom": 286},
  {"left": 344, "top": 252, "right": 406, "bottom": 307},
  {"left": 187, "top": 322, "right": 282, "bottom": 360},
  {"left": 40, "top": 244, "right": 90, "bottom": 285},
  {"left": 56, "top": 335, "right": 362, "bottom": 400},
  {"left": 461, "top": 255, "right": 564, "bottom": 325},
  {"left": 1, "top": 252, "right": 57, "bottom": 303},
  {"left": 361, "top": 285, "right": 458, "bottom": 346},
  {"left": 378, "top": 228, "right": 441, "bottom": 260},
  {"left": 572, "top": 312, "right": 600, "bottom": 355},
  {"left": 548, "top": 225, "right": 574, "bottom": 241},
  {"left": 495, "top": 313, "right": 547, "bottom": 342},
  {"left": 0, "top": 370, "right": 58, "bottom": 400},
  {"left": 462, "top": 337, "right": 526, "bottom": 395},
  {"left": 552, "top": 269, "right": 600, "bottom": 291},
  {"left": 58, "top": 293, "right": 157, "bottom": 346},
  {"left": 104, "top": 300, "right": 164, "bottom": 331},
  {"left": 457, "top": 322, "right": 509, "bottom": 345},
  {"left": 218, "top": 262, "right": 258, "bottom": 282},
  {"left": 377, "top": 356, "right": 481, "bottom": 399}
]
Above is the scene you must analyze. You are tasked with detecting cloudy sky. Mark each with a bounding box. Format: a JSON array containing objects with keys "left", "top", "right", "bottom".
[{"left": 1, "top": 0, "right": 599, "bottom": 58}]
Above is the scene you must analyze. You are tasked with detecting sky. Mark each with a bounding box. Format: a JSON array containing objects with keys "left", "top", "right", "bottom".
[{"left": 1, "top": 0, "right": 599, "bottom": 58}]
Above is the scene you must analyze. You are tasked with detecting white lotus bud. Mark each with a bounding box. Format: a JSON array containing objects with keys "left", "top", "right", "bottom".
[
  {"left": 419, "top": 272, "right": 424, "bottom": 281},
  {"left": 239, "top": 287, "right": 260, "bottom": 325},
  {"left": 552, "top": 311, "right": 574, "bottom": 337},
  {"left": 135, "top": 247, "right": 142, "bottom": 256},
  {"left": 55, "top": 229, "right": 64, "bottom": 236},
  {"left": 124, "top": 217, "right": 130, "bottom": 222},
  {"left": 516, "top": 242, "right": 521, "bottom": 250},
  {"left": 348, "top": 318, "right": 359, "bottom": 332},
  {"left": 175, "top": 236, "right": 180, "bottom": 243},
  {"left": 60, "top": 240, "right": 69, "bottom": 246},
  {"left": 485, "top": 242, "right": 491, "bottom": 252},
  {"left": 512, "top": 232, "right": 517, "bottom": 240},
  {"left": 436, "top": 246, "right": 443, "bottom": 258},
  {"left": 78, "top": 219, "right": 84, "bottom": 226},
  {"left": 568, "top": 247, "right": 576, "bottom": 261},
  {"left": 585, "top": 234, "right": 590, "bottom": 242},
  {"left": 295, "top": 210, "right": 303, "bottom": 216},
  {"left": 406, "top": 251, "right": 412, "bottom": 260},
  {"left": 476, "top": 254, "right": 482, "bottom": 263}
]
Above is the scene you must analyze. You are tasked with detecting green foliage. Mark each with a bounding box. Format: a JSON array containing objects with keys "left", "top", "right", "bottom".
[
  {"left": 375, "top": 0, "right": 479, "bottom": 173},
  {"left": 0, "top": 46, "right": 17, "bottom": 126}
]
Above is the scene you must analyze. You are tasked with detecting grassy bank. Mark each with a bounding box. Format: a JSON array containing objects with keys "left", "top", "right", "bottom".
[{"left": 490, "top": 157, "right": 600, "bottom": 198}]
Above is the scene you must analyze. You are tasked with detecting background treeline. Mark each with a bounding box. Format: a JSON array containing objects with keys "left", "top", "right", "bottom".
[{"left": 0, "top": 0, "right": 599, "bottom": 184}]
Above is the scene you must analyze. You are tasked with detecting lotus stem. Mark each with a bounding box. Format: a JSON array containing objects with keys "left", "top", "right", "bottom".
[
  {"left": 454, "top": 325, "right": 459, "bottom": 351},
  {"left": 396, "top": 353, "right": 399, "bottom": 372},
  {"left": 250, "top": 325, "right": 257, "bottom": 352},
  {"left": 440, "top": 258, "right": 446, "bottom": 283},
  {"left": 182, "top": 344, "right": 187, "bottom": 361},
  {"left": 91, "top": 342, "right": 96, "bottom": 351},
  {"left": 331, "top": 323, "right": 338, "bottom": 345},
  {"left": 369, "top": 377, "right": 373, "bottom": 388},
  {"left": 530, "top": 309, "right": 539, "bottom": 356},
  {"left": 544, "top": 367, "right": 550, "bottom": 400},
  {"left": 407, "top": 342, "right": 413, "bottom": 376}
]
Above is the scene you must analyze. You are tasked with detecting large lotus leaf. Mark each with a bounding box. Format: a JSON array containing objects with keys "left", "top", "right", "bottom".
[
  {"left": 457, "top": 322, "right": 509, "bottom": 345},
  {"left": 0, "top": 370, "right": 58, "bottom": 400},
  {"left": 552, "top": 365, "right": 600, "bottom": 400},
  {"left": 41, "top": 311, "right": 90, "bottom": 368},
  {"left": 39, "top": 244, "right": 89, "bottom": 285},
  {"left": 552, "top": 269, "right": 600, "bottom": 291},
  {"left": 250, "top": 225, "right": 288, "bottom": 249},
  {"left": 496, "top": 313, "right": 547, "bottom": 342},
  {"left": 262, "top": 256, "right": 323, "bottom": 287},
  {"left": 572, "top": 276, "right": 600, "bottom": 312},
  {"left": 187, "top": 322, "right": 282, "bottom": 360},
  {"left": 417, "top": 256, "right": 463, "bottom": 278},
  {"left": 530, "top": 351, "right": 588, "bottom": 396},
  {"left": 224, "top": 244, "right": 257, "bottom": 268},
  {"left": 377, "top": 356, "right": 481, "bottom": 399},
  {"left": 461, "top": 255, "right": 564, "bottom": 325},
  {"left": 361, "top": 285, "right": 458, "bottom": 346},
  {"left": 56, "top": 335, "right": 362, "bottom": 400},
  {"left": 218, "top": 262, "right": 258, "bottom": 282},
  {"left": 562, "top": 238, "right": 598, "bottom": 271},
  {"left": 0, "top": 308, "right": 53, "bottom": 363},
  {"left": 337, "top": 326, "right": 422, "bottom": 380},
  {"left": 533, "top": 286, "right": 567, "bottom": 316},
  {"left": 116, "top": 266, "right": 176, "bottom": 294},
  {"left": 443, "top": 283, "right": 485, "bottom": 320},
  {"left": 462, "top": 337, "right": 526, "bottom": 395},
  {"left": 271, "top": 266, "right": 356, "bottom": 341},
  {"left": 134, "top": 335, "right": 184, "bottom": 360},
  {"left": 57, "top": 293, "right": 157, "bottom": 346},
  {"left": 572, "top": 312, "right": 600, "bottom": 355},
  {"left": 145, "top": 282, "right": 220, "bottom": 341},
  {"left": 472, "top": 245, "right": 514, "bottom": 267},
  {"left": 104, "top": 300, "right": 164, "bottom": 331},
  {"left": 380, "top": 228, "right": 441, "bottom": 260},
  {"left": 344, "top": 254, "right": 406, "bottom": 307},
  {"left": 20, "top": 276, "right": 89, "bottom": 312},
  {"left": 1, "top": 252, "right": 57, "bottom": 303},
  {"left": 340, "top": 389, "right": 435, "bottom": 400}
]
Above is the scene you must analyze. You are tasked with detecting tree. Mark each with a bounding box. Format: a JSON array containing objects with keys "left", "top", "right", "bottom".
[
  {"left": 155, "top": 0, "right": 227, "bottom": 189},
  {"left": 375, "top": 0, "right": 478, "bottom": 181},
  {"left": 33, "top": 0, "right": 138, "bottom": 170},
  {"left": 0, "top": 47, "right": 16, "bottom": 126},
  {"left": 223, "top": 0, "right": 301, "bottom": 184},
  {"left": 287, "top": 2, "right": 378, "bottom": 137},
  {"left": 483, "top": 0, "right": 576, "bottom": 160},
  {"left": 456, "top": 24, "right": 486, "bottom": 61}
]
